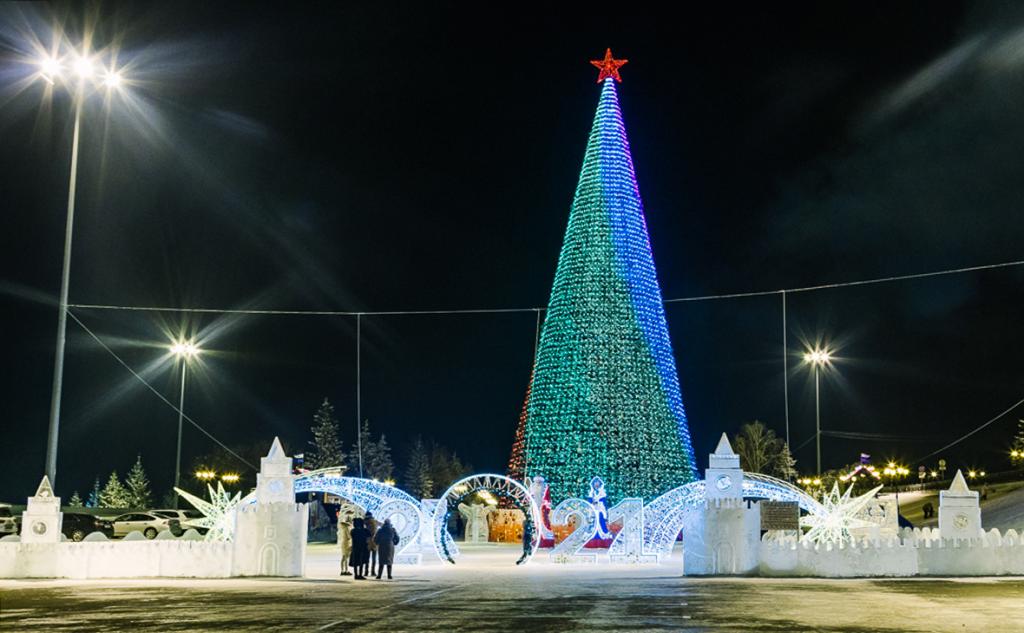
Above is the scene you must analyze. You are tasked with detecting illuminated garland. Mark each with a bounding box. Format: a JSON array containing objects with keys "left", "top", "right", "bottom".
[
  {"left": 506, "top": 370, "right": 533, "bottom": 482},
  {"left": 432, "top": 474, "right": 540, "bottom": 565},
  {"left": 524, "top": 76, "right": 698, "bottom": 504}
]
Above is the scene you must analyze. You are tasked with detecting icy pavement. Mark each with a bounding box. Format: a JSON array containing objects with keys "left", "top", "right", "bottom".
[{"left": 2, "top": 543, "right": 1024, "bottom": 632}]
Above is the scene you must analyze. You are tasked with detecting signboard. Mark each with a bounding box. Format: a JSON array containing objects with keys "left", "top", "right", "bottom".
[
  {"left": 323, "top": 493, "right": 343, "bottom": 505},
  {"left": 760, "top": 501, "right": 800, "bottom": 531}
]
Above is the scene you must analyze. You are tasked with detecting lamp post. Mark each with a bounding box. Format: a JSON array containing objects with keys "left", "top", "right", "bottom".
[
  {"left": 38, "top": 51, "right": 125, "bottom": 487},
  {"left": 170, "top": 340, "right": 200, "bottom": 507},
  {"left": 803, "top": 347, "right": 833, "bottom": 475}
]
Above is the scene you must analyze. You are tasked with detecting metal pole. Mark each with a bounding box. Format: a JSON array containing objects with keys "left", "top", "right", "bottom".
[
  {"left": 44, "top": 96, "right": 84, "bottom": 488},
  {"left": 174, "top": 361, "right": 187, "bottom": 508},
  {"left": 356, "top": 313, "right": 363, "bottom": 478},
  {"left": 782, "top": 291, "right": 790, "bottom": 447},
  {"left": 815, "top": 364, "right": 821, "bottom": 475}
]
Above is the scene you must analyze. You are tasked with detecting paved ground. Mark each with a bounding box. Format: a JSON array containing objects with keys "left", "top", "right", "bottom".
[{"left": 3, "top": 544, "right": 1024, "bottom": 632}]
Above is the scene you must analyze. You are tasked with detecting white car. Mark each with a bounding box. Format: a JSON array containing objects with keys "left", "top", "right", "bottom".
[{"left": 111, "top": 512, "right": 174, "bottom": 539}]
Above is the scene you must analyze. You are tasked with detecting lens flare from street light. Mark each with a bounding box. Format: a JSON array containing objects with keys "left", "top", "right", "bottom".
[
  {"left": 73, "top": 56, "right": 94, "bottom": 79},
  {"left": 170, "top": 340, "right": 200, "bottom": 359},
  {"left": 39, "top": 56, "right": 61, "bottom": 82},
  {"left": 803, "top": 348, "right": 833, "bottom": 366},
  {"left": 103, "top": 70, "right": 123, "bottom": 89}
]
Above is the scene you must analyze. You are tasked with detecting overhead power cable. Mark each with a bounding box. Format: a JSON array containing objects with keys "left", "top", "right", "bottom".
[
  {"left": 66, "top": 258, "right": 1024, "bottom": 316},
  {"left": 66, "top": 309, "right": 257, "bottom": 471}
]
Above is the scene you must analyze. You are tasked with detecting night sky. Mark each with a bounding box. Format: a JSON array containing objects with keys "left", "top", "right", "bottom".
[{"left": 3, "top": 2, "right": 1024, "bottom": 501}]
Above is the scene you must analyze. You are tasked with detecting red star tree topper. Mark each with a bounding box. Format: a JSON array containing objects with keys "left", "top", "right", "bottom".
[{"left": 590, "top": 48, "right": 628, "bottom": 82}]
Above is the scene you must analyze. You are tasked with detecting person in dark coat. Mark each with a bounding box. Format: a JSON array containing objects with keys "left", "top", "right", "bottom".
[
  {"left": 364, "top": 511, "right": 379, "bottom": 577},
  {"left": 349, "top": 517, "right": 371, "bottom": 580},
  {"left": 373, "top": 518, "right": 400, "bottom": 580}
]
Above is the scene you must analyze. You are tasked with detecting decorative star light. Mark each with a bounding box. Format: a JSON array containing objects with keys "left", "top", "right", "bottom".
[
  {"left": 590, "top": 48, "right": 628, "bottom": 83},
  {"left": 174, "top": 482, "right": 242, "bottom": 542},
  {"left": 800, "top": 482, "right": 882, "bottom": 545}
]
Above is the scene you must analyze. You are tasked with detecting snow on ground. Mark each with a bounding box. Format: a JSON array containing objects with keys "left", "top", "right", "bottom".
[{"left": 3, "top": 543, "right": 1024, "bottom": 632}]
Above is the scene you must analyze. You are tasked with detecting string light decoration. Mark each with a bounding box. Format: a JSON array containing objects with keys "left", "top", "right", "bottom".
[
  {"left": 800, "top": 482, "right": 882, "bottom": 546},
  {"left": 432, "top": 474, "right": 540, "bottom": 565},
  {"left": 506, "top": 370, "right": 532, "bottom": 482},
  {"left": 549, "top": 498, "right": 598, "bottom": 564},
  {"left": 294, "top": 470, "right": 425, "bottom": 562},
  {"left": 523, "top": 66, "right": 698, "bottom": 504},
  {"left": 590, "top": 48, "right": 628, "bottom": 83},
  {"left": 175, "top": 482, "right": 242, "bottom": 542}
]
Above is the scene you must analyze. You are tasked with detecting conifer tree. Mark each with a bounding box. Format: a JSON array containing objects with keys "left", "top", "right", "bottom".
[
  {"left": 308, "top": 398, "right": 345, "bottom": 470},
  {"left": 99, "top": 471, "right": 130, "bottom": 508},
  {"left": 1011, "top": 419, "right": 1024, "bottom": 468},
  {"left": 349, "top": 420, "right": 394, "bottom": 480},
  {"left": 125, "top": 455, "right": 153, "bottom": 508},
  {"left": 86, "top": 477, "right": 101, "bottom": 508},
  {"left": 403, "top": 437, "right": 433, "bottom": 499},
  {"left": 68, "top": 491, "right": 84, "bottom": 508}
]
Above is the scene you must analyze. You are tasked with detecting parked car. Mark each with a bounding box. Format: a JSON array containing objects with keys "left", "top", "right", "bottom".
[
  {"left": 61, "top": 513, "right": 114, "bottom": 541},
  {"left": 152, "top": 509, "right": 206, "bottom": 535},
  {"left": 0, "top": 504, "right": 19, "bottom": 536},
  {"left": 111, "top": 512, "right": 177, "bottom": 539}
]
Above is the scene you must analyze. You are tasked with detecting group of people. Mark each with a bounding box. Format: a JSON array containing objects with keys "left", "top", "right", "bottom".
[{"left": 338, "top": 509, "right": 400, "bottom": 580}]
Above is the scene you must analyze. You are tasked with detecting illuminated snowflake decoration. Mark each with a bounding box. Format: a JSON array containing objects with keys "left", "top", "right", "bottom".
[
  {"left": 800, "top": 482, "right": 882, "bottom": 545},
  {"left": 174, "top": 482, "right": 242, "bottom": 542}
]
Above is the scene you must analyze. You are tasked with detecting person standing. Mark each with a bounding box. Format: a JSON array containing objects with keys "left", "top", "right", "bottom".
[
  {"left": 374, "top": 518, "right": 400, "bottom": 580},
  {"left": 337, "top": 510, "right": 353, "bottom": 577},
  {"left": 349, "top": 517, "right": 370, "bottom": 580},
  {"left": 364, "top": 511, "right": 379, "bottom": 577}
]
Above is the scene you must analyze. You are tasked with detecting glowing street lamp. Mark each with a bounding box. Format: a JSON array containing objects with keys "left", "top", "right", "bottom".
[
  {"left": 171, "top": 339, "right": 201, "bottom": 507},
  {"left": 39, "top": 47, "right": 128, "bottom": 488},
  {"left": 803, "top": 346, "right": 833, "bottom": 475}
]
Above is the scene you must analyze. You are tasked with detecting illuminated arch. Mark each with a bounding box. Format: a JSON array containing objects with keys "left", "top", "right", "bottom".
[
  {"left": 294, "top": 470, "right": 424, "bottom": 561},
  {"left": 642, "top": 473, "right": 824, "bottom": 558},
  {"left": 432, "top": 474, "right": 540, "bottom": 565}
]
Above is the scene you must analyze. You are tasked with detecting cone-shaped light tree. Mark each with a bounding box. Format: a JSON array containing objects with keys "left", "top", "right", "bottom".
[{"left": 523, "top": 51, "right": 697, "bottom": 503}]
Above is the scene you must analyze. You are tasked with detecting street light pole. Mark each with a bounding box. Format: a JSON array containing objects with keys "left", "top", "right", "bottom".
[
  {"left": 38, "top": 52, "right": 125, "bottom": 488},
  {"left": 803, "top": 346, "right": 832, "bottom": 477},
  {"left": 44, "top": 93, "right": 84, "bottom": 488},
  {"left": 814, "top": 362, "right": 821, "bottom": 476},
  {"left": 170, "top": 340, "right": 199, "bottom": 508},
  {"left": 174, "top": 360, "right": 187, "bottom": 509}
]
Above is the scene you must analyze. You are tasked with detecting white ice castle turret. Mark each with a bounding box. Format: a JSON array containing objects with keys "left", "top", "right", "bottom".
[
  {"left": 256, "top": 437, "right": 296, "bottom": 503},
  {"left": 706, "top": 433, "right": 742, "bottom": 500},
  {"left": 938, "top": 470, "right": 982, "bottom": 539},
  {"left": 20, "top": 476, "right": 62, "bottom": 544},
  {"left": 232, "top": 437, "right": 308, "bottom": 576},
  {"left": 684, "top": 433, "right": 761, "bottom": 575}
]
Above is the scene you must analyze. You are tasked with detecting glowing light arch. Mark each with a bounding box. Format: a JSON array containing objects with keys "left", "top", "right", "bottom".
[
  {"left": 294, "top": 469, "right": 425, "bottom": 561},
  {"left": 642, "top": 473, "right": 824, "bottom": 558},
  {"left": 433, "top": 474, "right": 540, "bottom": 565}
]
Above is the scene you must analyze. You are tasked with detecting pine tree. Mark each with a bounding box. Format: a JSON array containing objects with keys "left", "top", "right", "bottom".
[
  {"left": 523, "top": 64, "right": 697, "bottom": 503},
  {"left": 1011, "top": 419, "right": 1024, "bottom": 467},
  {"left": 86, "top": 477, "right": 101, "bottom": 508},
  {"left": 124, "top": 455, "right": 153, "bottom": 508},
  {"left": 773, "top": 442, "right": 799, "bottom": 481},
  {"left": 429, "top": 442, "right": 469, "bottom": 494},
  {"left": 98, "top": 471, "right": 130, "bottom": 508},
  {"left": 403, "top": 437, "right": 433, "bottom": 499},
  {"left": 307, "top": 398, "right": 345, "bottom": 470},
  {"left": 68, "top": 491, "right": 84, "bottom": 508},
  {"left": 364, "top": 429, "right": 394, "bottom": 481}
]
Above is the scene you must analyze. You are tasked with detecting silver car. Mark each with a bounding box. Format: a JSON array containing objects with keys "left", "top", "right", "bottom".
[{"left": 111, "top": 512, "right": 174, "bottom": 539}]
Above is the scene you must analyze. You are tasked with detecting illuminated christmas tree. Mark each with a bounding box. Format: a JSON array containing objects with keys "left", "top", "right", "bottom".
[
  {"left": 506, "top": 369, "right": 532, "bottom": 482},
  {"left": 523, "top": 50, "right": 698, "bottom": 503}
]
